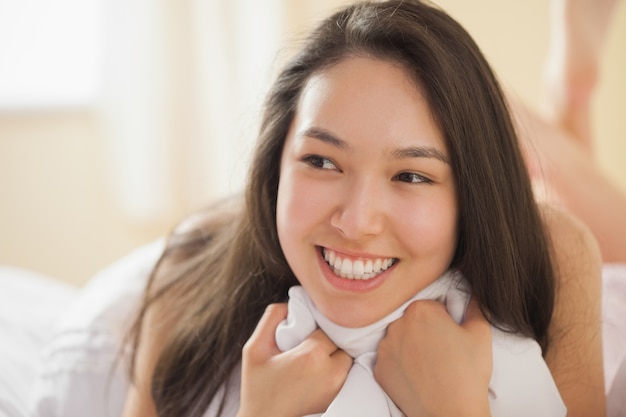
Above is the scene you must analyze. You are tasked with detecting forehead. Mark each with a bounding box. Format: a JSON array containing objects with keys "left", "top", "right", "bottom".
[
  {"left": 293, "top": 56, "right": 446, "bottom": 153},
  {"left": 304, "top": 56, "right": 424, "bottom": 105}
]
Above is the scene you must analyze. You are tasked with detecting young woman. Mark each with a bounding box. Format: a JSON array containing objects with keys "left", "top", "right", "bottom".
[{"left": 120, "top": 1, "right": 604, "bottom": 416}]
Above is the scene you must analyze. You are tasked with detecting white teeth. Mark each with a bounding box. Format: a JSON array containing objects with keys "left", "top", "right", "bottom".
[
  {"left": 322, "top": 248, "right": 396, "bottom": 280},
  {"left": 373, "top": 258, "right": 382, "bottom": 271},
  {"left": 328, "top": 250, "right": 336, "bottom": 265},
  {"left": 364, "top": 259, "right": 373, "bottom": 274},
  {"left": 353, "top": 259, "right": 364, "bottom": 276},
  {"left": 333, "top": 256, "right": 342, "bottom": 271},
  {"left": 340, "top": 259, "right": 352, "bottom": 275}
]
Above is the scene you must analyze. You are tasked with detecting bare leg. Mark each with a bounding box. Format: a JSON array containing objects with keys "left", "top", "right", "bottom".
[
  {"left": 542, "top": 0, "right": 619, "bottom": 152},
  {"left": 514, "top": 0, "right": 626, "bottom": 263},
  {"left": 514, "top": 101, "right": 626, "bottom": 264}
]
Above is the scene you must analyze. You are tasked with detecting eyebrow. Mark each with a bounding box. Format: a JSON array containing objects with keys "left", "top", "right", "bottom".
[
  {"left": 298, "top": 127, "right": 349, "bottom": 150},
  {"left": 299, "top": 126, "right": 449, "bottom": 164},
  {"left": 391, "top": 146, "right": 449, "bottom": 164}
]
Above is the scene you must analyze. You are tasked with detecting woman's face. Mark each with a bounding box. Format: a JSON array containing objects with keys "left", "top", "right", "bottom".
[{"left": 276, "top": 57, "right": 458, "bottom": 327}]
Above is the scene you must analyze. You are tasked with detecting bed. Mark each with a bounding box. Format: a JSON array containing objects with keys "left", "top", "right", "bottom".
[{"left": 0, "top": 241, "right": 624, "bottom": 416}]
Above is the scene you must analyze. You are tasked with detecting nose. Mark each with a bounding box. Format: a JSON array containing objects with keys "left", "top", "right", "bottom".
[{"left": 330, "top": 176, "right": 386, "bottom": 239}]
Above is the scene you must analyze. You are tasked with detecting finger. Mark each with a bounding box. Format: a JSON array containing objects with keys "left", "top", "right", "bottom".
[
  {"left": 462, "top": 296, "right": 486, "bottom": 323},
  {"left": 330, "top": 349, "right": 353, "bottom": 385},
  {"left": 403, "top": 299, "right": 449, "bottom": 321},
  {"left": 246, "top": 303, "right": 288, "bottom": 357},
  {"left": 462, "top": 297, "right": 491, "bottom": 338},
  {"left": 299, "top": 328, "right": 342, "bottom": 355},
  {"left": 330, "top": 347, "right": 354, "bottom": 369},
  {"left": 393, "top": 300, "right": 453, "bottom": 338}
]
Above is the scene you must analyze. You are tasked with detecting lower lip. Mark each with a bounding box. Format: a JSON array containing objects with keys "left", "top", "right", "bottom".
[{"left": 317, "top": 247, "right": 393, "bottom": 292}]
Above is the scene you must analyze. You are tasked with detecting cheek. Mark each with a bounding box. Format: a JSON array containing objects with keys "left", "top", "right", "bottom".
[
  {"left": 276, "top": 177, "right": 296, "bottom": 244},
  {"left": 396, "top": 192, "right": 458, "bottom": 254},
  {"left": 276, "top": 173, "right": 336, "bottom": 281},
  {"left": 276, "top": 173, "right": 336, "bottom": 233},
  {"left": 276, "top": 176, "right": 301, "bottom": 274},
  {"left": 276, "top": 174, "right": 330, "bottom": 244}
]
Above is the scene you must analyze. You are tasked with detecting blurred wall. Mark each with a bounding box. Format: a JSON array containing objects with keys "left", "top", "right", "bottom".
[
  {"left": 0, "top": 0, "right": 624, "bottom": 287},
  {"left": 0, "top": 111, "right": 169, "bottom": 286},
  {"left": 439, "top": 0, "right": 626, "bottom": 193}
]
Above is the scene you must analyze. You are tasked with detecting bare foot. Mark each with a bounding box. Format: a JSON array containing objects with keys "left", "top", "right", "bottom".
[{"left": 541, "top": 0, "right": 619, "bottom": 152}]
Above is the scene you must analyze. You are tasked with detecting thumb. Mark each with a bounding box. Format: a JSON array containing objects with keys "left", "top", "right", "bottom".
[{"left": 245, "top": 303, "right": 289, "bottom": 358}]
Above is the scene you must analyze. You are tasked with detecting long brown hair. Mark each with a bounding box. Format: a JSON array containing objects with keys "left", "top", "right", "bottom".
[{"left": 129, "top": 1, "right": 554, "bottom": 415}]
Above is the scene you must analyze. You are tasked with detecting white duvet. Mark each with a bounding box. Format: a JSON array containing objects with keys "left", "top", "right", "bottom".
[{"left": 0, "top": 243, "right": 624, "bottom": 417}]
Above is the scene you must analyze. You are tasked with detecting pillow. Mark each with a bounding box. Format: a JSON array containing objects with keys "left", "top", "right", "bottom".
[
  {"left": 0, "top": 267, "right": 77, "bottom": 417},
  {"left": 29, "top": 239, "right": 164, "bottom": 417},
  {"left": 603, "top": 263, "right": 626, "bottom": 417}
]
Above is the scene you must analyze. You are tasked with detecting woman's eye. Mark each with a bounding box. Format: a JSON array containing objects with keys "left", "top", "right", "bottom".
[
  {"left": 303, "top": 155, "right": 338, "bottom": 170},
  {"left": 394, "top": 172, "right": 432, "bottom": 184}
]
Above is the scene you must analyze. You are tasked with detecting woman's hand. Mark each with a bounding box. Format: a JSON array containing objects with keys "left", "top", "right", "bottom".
[
  {"left": 237, "top": 303, "right": 353, "bottom": 417},
  {"left": 374, "top": 298, "right": 492, "bottom": 417}
]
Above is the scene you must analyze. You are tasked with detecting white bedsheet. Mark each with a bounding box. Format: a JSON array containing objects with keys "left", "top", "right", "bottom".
[
  {"left": 603, "top": 263, "right": 626, "bottom": 417},
  {"left": 276, "top": 276, "right": 566, "bottom": 416},
  {"left": 0, "top": 251, "right": 624, "bottom": 417},
  {"left": 0, "top": 267, "right": 77, "bottom": 417}
]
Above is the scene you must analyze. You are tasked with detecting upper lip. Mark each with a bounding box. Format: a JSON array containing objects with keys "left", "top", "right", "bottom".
[{"left": 319, "top": 245, "right": 397, "bottom": 261}]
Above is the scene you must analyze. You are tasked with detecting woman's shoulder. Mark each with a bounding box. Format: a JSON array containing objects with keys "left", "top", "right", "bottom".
[
  {"left": 539, "top": 204, "right": 606, "bottom": 416},
  {"left": 539, "top": 204, "right": 602, "bottom": 275}
]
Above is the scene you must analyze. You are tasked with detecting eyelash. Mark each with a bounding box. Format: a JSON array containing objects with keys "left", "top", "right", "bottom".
[
  {"left": 393, "top": 172, "right": 433, "bottom": 184},
  {"left": 302, "top": 154, "right": 433, "bottom": 184},
  {"left": 302, "top": 154, "right": 339, "bottom": 171}
]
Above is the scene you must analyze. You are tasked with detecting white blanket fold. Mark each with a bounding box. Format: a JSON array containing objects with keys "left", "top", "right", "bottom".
[{"left": 275, "top": 271, "right": 567, "bottom": 417}]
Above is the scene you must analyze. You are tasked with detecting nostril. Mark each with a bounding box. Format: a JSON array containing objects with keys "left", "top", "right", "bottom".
[{"left": 330, "top": 207, "right": 384, "bottom": 239}]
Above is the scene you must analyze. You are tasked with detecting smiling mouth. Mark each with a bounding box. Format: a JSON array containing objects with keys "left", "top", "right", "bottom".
[{"left": 322, "top": 247, "right": 398, "bottom": 280}]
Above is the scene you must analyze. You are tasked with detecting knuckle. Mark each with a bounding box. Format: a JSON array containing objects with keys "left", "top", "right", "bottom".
[
  {"left": 241, "top": 335, "right": 268, "bottom": 365},
  {"left": 291, "top": 344, "right": 323, "bottom": 369},
  {"left": 264, "top": 302, "right": 287, "bottom": 318},
  {"left": 372, "top": 362, "right": 384, "bottom": 384},
  {"left": 405, "top": 300, "right": 443, "bottom": 319},
  {"left": 302, "top": 342, "right": 328, "bottom": 364},
  {"left": 328, "top": 364, "right": 349, "bottom": 388},
  {"left": 241, "top": 339, "right": 260, "bottom": 362},
  {"left": 377, "top": 336, "right": 391, "bottom": 357}
]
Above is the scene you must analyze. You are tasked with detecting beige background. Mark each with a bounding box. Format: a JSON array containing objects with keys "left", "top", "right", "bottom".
[{"left": 1, "top": 0, "right": 624, "bottom": 287}]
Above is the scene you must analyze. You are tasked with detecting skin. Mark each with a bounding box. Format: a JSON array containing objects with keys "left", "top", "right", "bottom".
[
  {"left": 125, "top": 207, "right": 605, "bottom": 417},
  {"left": 241, "top": 57, "right": 606, "bottom": 416},
  {"left": 238, "top": 304, "right": 352, "bottom": 417},
  {"left": 516, "top": 0, "right": 625, "bottom": 265},
  {"left": 514, "top": 98, "right": 626, "bottom": 264},
  {"left": 244, "top": 56, "right": 481, "bottom": 415},
  {"left": 542, "top": 0, "right": 619, "bottom": 151},
  {"left": 123, "top": 0, "right": 613, "bottom": 414},
  {"left": 540, "top": 207, "right": 606, "bottom": 417},
  {"left": 123, "top": 58, "right": 606, "bottom": 417},
  {"left": 374, "top": 298, "right": 492, "bottom": 417},
  {"left": 275, "top": 57, "right": 458, "bottom": 329},
  {"left": 370, "top": 205, "right": 606, "bottom": 417},
  {"left": 510, "top": 2, "right": 615, "bottom": 411}
]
